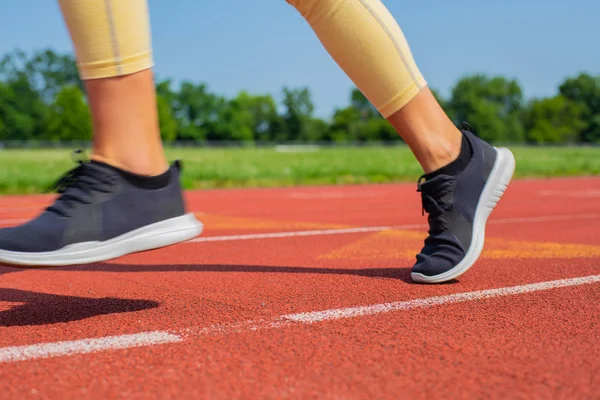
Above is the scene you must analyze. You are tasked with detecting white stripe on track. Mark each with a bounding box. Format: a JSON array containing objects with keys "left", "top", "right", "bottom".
[
  {"left": 282, "top": 274, "right": 600, "bottom": 323},
  {"left": 1, "top": 274, "right": 599, "bottom": 364},
  {"left": 187, "top": 213, "right": 600, "bottom": 243},
  {"left": 187, "top": 225, "right": 408, "bottom": 243},
  {"left": 0, "top": 331, "right": 182, "bottom": 363},
  {"left": 491, "top": 213, "right": 600, "bottom": 224}
]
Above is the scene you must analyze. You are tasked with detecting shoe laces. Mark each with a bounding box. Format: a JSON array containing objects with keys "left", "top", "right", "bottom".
[
  {"left": 417, "top": 174, "right": 456, "bottom": 234},
  {"left": 46, "top": 150, "right": 116, "bottom": 217}
]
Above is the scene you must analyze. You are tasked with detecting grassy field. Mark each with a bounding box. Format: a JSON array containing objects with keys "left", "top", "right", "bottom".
[{"left": 0, "top": 145, "right": 598, "bottom": 195}]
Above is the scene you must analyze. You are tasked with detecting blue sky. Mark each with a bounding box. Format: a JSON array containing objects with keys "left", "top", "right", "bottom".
[{"left": 1, "top": 0, "right": 598, "bottom": 117}]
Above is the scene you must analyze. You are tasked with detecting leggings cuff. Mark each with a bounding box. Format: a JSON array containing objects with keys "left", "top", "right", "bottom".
[
  {"left": 379, "top": 78, "right": 427, "bottom": 118},
  {"left": 77, "top": 50, "right": 153, "bottom": 80}
]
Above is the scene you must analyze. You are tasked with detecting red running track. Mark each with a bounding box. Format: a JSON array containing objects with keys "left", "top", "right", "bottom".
[{"left": 0, "top": 177, "right": 599, "bottom": 399}]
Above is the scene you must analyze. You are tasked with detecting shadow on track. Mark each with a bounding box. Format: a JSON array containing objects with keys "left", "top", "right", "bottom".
[
  {"left": 1, "top": 262, "right": 459, "bottom": 285},
  {"left": 62, "top": 263, "right": 459, "bottom": 285},
  {"left": 0, "top": 288, "right": 159, "bottom": 326}
]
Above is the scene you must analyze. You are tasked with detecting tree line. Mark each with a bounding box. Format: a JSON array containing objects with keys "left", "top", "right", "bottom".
[{"left": 1, "top": 49, "right": 599, "bottom": 144}]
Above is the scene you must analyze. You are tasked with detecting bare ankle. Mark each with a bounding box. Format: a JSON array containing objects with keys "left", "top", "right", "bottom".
[
  {"left": 386, "top": 89, "right": 463, "bottom": 174},
  {"left": 422, "top": 135, "right": 461, "bottom": 173},
  {"left": 91, "top": 152, "right": 168, "bottom": 176}
]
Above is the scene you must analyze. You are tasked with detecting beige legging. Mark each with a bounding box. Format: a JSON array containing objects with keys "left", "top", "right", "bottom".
[{"left": 58, "top": 0, "right": 427, "bottom": 117}]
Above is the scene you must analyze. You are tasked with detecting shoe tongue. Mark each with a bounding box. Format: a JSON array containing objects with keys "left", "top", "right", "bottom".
[
  {"left": 420, "top": 175, "right": 455, "bottom": 206},
  {"left": 47, "top": 162, "right": 114, "bottom": 217},
  {"left": 421, "top": 173, "right": 453, "bottom": 189}
]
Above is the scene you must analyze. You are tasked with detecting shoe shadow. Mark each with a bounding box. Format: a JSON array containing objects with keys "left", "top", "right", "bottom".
[
  {"left": 0, "top": 288, "right": 159, "bottom": 327},
  {"left": 1, "top": 262, "right": 459, "bottom": 285},
  {"left": 0, "top": 264, "right": 457, "bottom": 325},
  {"left": 0, "top": 265, "right": 16, "bottom": 277},
  {"left": 61, "top": 263, "right": 459, "bottom": 285}
]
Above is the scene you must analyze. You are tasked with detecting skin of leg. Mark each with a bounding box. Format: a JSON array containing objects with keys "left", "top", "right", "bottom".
[
  {"left": 386, "top": 88, "right": 463, "bottom": 173},
  {"left": 85, "top": 70, "right": 168, "bottom": 175},
  {"left": 58, "top": 0, "right": 167, "bottom": 176},
  {"left": 287, "top": 0, "right": 463, "bottom": 174}
]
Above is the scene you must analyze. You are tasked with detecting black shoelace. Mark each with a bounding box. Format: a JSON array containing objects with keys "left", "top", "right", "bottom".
[
  {"left": 417, "top": 174, "right": 456, "bottom": 234},
  {"left": 46, "top": 150, "right": 116, "bottom": 217}
]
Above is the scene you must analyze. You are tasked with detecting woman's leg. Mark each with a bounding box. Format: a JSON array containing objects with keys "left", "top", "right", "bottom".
[
  {"left": 0, "top": 0, "right": 202, "bottom": 267},
  {"left": 286, "top": 0, "right": 463, "bottom": 173},
  {"left": 287, "top": 0, "right": 516, "bottom": 283},
  {"left": 58, "top": 0, "right": 167, "bottom": 175}
]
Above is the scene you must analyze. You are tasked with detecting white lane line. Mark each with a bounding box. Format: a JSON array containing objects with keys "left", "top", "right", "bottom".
[
  {"left": 2, "top": 274, "right": 599, "bottom": 364},
  {"left": 187, "top": 213, "right": 600, "bottom": 244},
  {"left": 538, "top": 190, "right": 600, "bottom": 198},
  {"left": 187, "top": 225, "right": 411, "bottom": 243},
  {"left": 491, "top": 213, "right": 600, "bottom": 224},
  {"left": 283, "top": 274, "right": 600, "bottom": 323},
  {"left": 0, "top": 331, "right": 182, "bottom": 363}
]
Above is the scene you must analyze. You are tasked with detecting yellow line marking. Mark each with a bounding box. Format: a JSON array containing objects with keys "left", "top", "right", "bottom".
[{"left": 319, "top": 230, "right": 600, "bottom": 260}]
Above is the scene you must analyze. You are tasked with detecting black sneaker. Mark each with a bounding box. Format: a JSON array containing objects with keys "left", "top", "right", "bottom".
[
  {"left": 0, "top": 154, "right": 203, "bottom": 267},
  {"left": 411, "top": 129, "right": 516, "bottom": 283}
]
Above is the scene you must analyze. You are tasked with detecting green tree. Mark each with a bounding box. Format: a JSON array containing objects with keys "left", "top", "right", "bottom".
[
  {"left": 281, "top": 87, "right": 315, "bottom": 141},
  {"left": 224, "top": 91, "right": 281, "bottom": 142},
  {"left": 350, "top": 88, "right": 378, "bottom": 119},
  {"left": 523, "top": 95, "right": 587, "bottom": 144},
  {"left": 251, "top": 94, "right": 283, "bottom": 141},
  {"left": 156, "top": 93, "right": 178, "bottom": 142},
  {"left": 431, "top": 88, "right": 454, "bottom": 119},
  {"left": 7, "top": 48, "right": 600, "bottom": 146},
  {"left": 327, "top": 87, "right": 399, "bottom": 143},
  {"left": 171, "top": 81, "right": 224, "bottom": 141},
  {"left": 0, "top": 49, "right": 81, "bottom": 103},
  {"left": 362, "top": 118, "right": 398, "bottom": 142},
  {"left": 45, "top": 85, "right": 91, "bottom": 141},
  {"left": 448, "top": 74, "right": 525, "bottom": 143},
  {"left": 329, "top": 106, "right": 362, "bottom": 142},
  {"left": 559, "top": 73, "right": 600, "bottom": 142},
  {"left": 156, "top": 79, "right": 178, "bottom": 105},
  {"left": 214, "top": 96, "right": 254, "bottom": 142},
  {"left": 305, "top": 117, "right": 329, "bottom": 142},
  {"left": 0, "top": 50, "right": 81, "bottom": 141},
  {"left": 0, "top": 78, "right": 49, "bottom": 141}
]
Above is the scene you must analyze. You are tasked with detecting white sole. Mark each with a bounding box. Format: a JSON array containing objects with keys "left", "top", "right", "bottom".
[
  {"left": 0, "top": 213, "right": 203, "bottom": 267},
  {"left": 411, "top": 147, "right": 516, "bottom": 284}
]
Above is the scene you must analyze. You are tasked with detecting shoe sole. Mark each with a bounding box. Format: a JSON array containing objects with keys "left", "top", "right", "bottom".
[
  {"left": 0, "top": 213, "right": 203, "bottom": 267},
  {"left": 411, "top": 147, "right": 516, "bottom": 284}
]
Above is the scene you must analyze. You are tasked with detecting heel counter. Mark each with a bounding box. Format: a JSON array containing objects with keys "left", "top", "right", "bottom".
[
  {"left": 464, "top": 129, "right": 497, "bottom": 180},
  {"left": 480, "top": 140, "right": 497, "bottom": 180},
  {"left": 170, "top": 160, "right": 187, "bottom": 215}
]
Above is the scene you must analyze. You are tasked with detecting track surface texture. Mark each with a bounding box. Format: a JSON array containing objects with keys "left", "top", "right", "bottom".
[{"left": 1, "top": 177, "right": 599, "bottom": 399}]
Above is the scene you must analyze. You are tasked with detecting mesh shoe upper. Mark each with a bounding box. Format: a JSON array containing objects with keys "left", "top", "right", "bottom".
[
  {"left": 0, "top": 158, "right": 186, "bottom": 253},
  {"left": 412, "top": 129, "right": 497, "bottom": 277}
]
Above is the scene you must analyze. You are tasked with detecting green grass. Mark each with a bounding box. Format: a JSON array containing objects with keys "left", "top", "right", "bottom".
[{"left": 0, "top": 145, "right": 598, "bottom": 195}]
